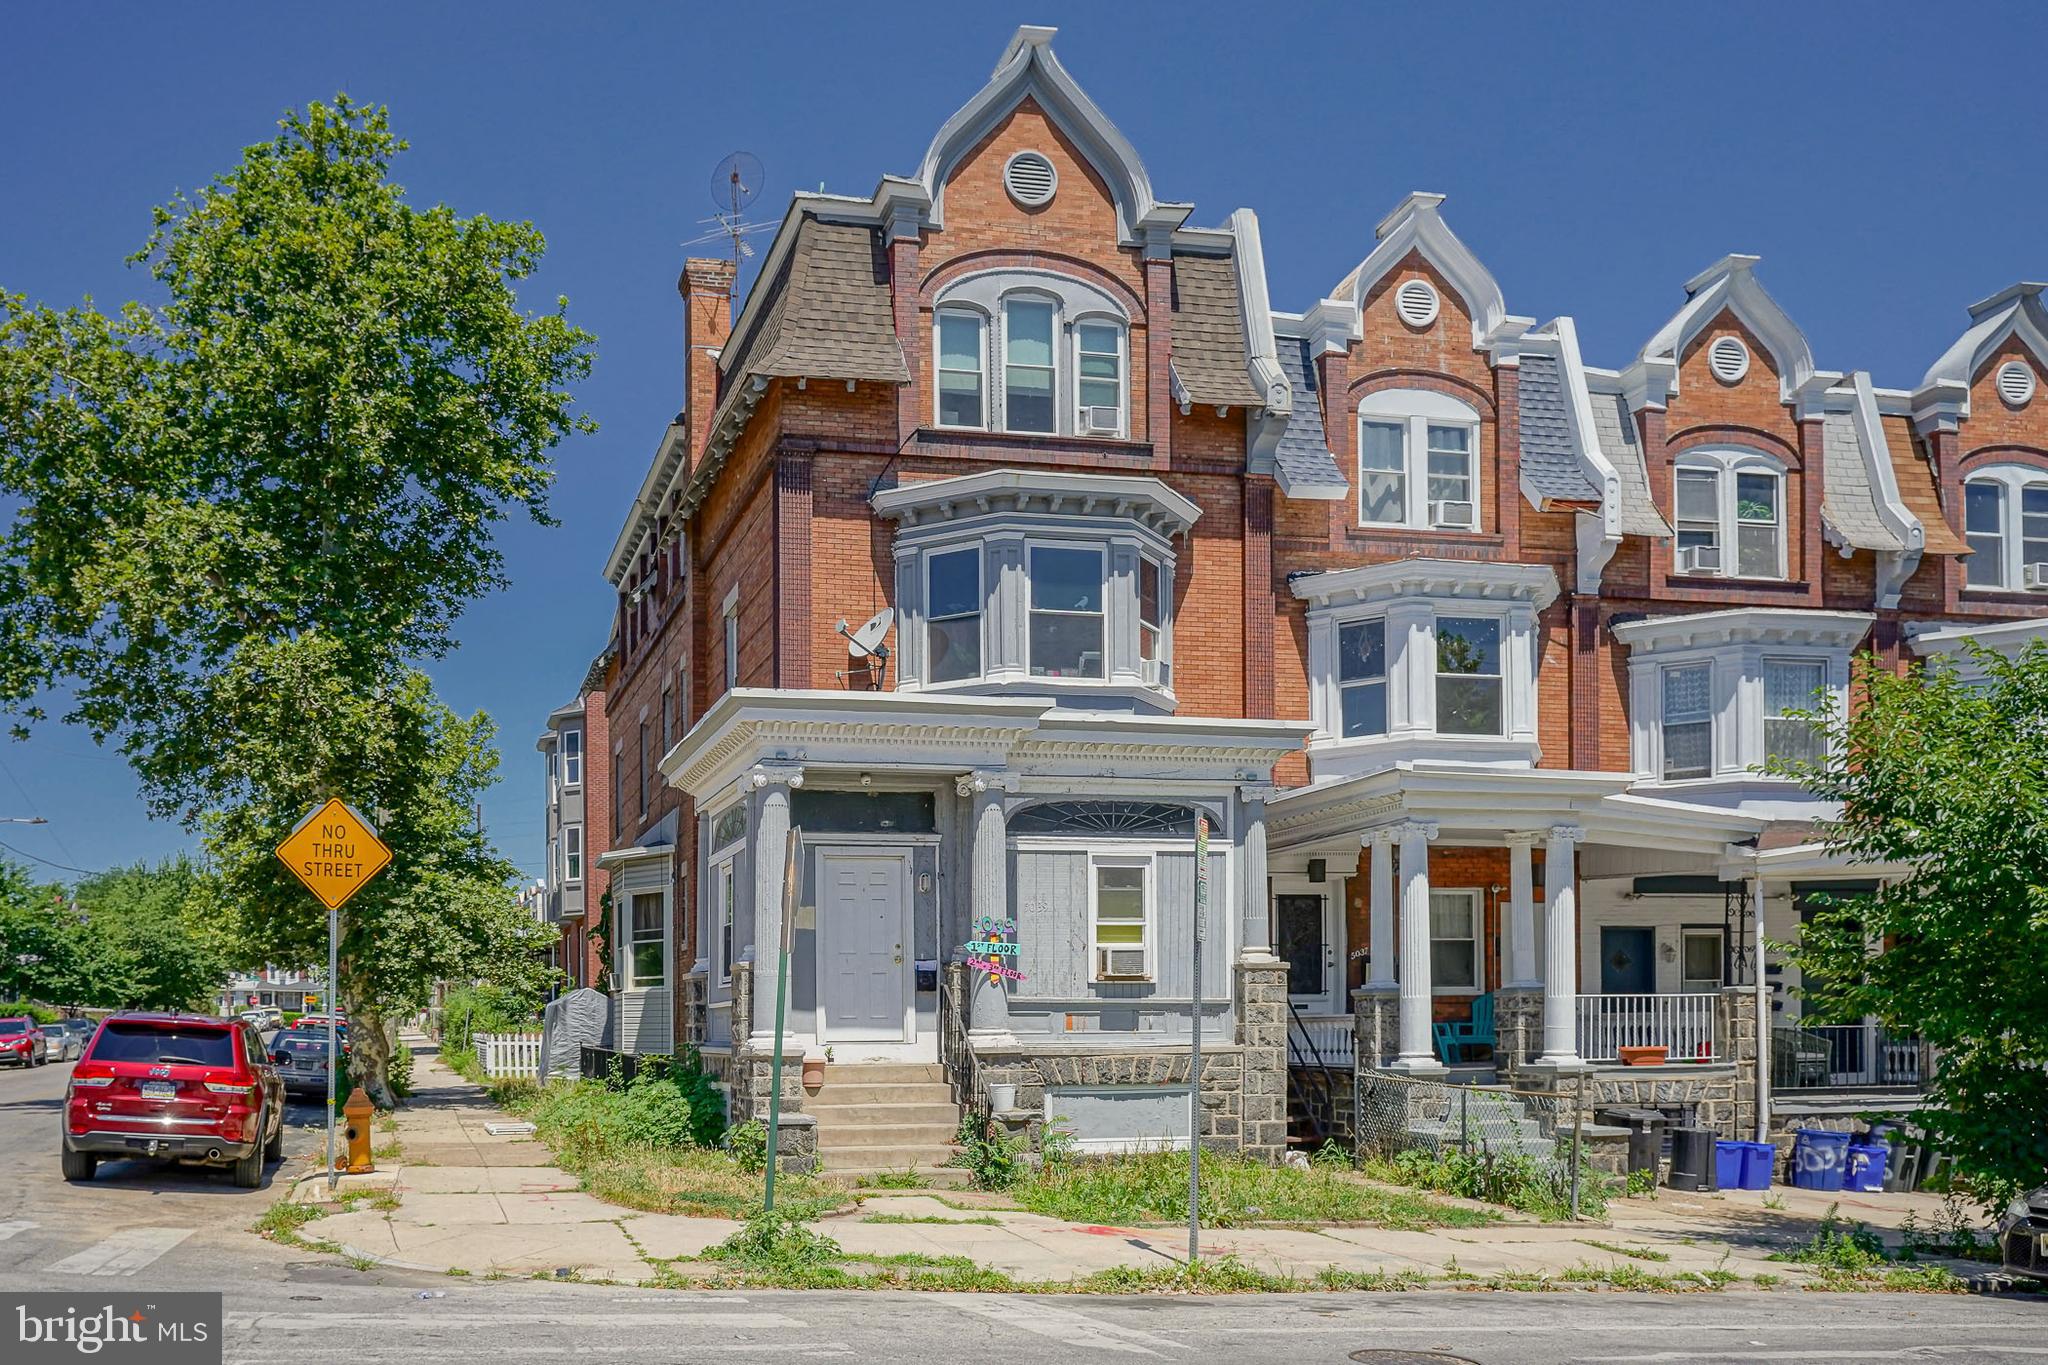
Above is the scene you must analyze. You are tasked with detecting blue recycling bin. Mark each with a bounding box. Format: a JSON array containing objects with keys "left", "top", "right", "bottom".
[
  {"left": 1715, "top": 1140, "right": 1746, "bottom": 1191},
  {"left": 1740, "top": 1140, "right": 1775, "bottom": 1190},
  {"left": 1792, "top": 1129, "right": 1852, "bottom": 1191},
  {"left": 1845, "top": 1143, "right": 1888, "bottom": 1193}
]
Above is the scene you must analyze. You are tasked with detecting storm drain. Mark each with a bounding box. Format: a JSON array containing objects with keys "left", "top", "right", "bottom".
[{"left": 1348, "top": 1353, "right": 1479, "bottom": 1365}]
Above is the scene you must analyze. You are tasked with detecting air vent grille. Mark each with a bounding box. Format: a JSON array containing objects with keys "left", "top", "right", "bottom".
[
  {"left": 1003, "top": 152, "right": 1057, "bottom": 207},
  {"left": 1708, "top": 335, "right": 1750, "bottom": 384},
  {"left": 1395, "top": 279, "right": 1440, "bottom": 328},
  {"left": 1997, "top": 360, "right": 2036, "bottom": 407}
]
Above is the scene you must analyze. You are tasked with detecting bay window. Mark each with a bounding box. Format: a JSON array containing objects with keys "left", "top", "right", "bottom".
[
  {"left": 1763, "top": 659, "right": 1827, "bottom": 765},
  {"left": 1355, "top": 390, "right": 1481, "bottom": 531},
  {"left": 1435, "top": 616, "right": 1503, "bottom": 736},
  {"left": 1671, "top": 451, "right": 1785, "bottom": 579},
  {"left": 1028, "top": 545, "right": 1104, "bottom": 678},
  {"left": 1138, "top": 557, "right": 1168, "bottom": 687},
  {"left": 561, "top": 728, "right": 582, "bottom": 787},
  {"left": 562, "top": 823, "right": 583, "bottom": 884},
  {"left": 1003, "top": 298, "right": 1056, "bottom": 433},
  {"left": 936, "top": 310, "right": 986, "bottom": 429},
  {"left": 1660, "top": 664, "right": 1712, "bottom": 780},
  {"left": 1963, "top": 468, "right": 2048, "bottom": 591},
  {"left": 926, "top": 547, "right": 982, "bottom": 682},
  {"left": 1338, "top": 619, "right": 1388, "bottom": 738}
]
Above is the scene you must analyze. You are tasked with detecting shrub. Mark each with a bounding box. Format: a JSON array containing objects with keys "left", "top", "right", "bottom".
[
  {"left": 386, "top": 1041, "right": 414, "bottom": 1100},
  {"left": 952, "top": 1114, "right": 1025, "bottom": 1191},
  {"left": 0, "top": 1000, "right": 64, "bottom": 1025},
  {"left": 726, "top": 1121, "right": 768, "bottom": 1174}
]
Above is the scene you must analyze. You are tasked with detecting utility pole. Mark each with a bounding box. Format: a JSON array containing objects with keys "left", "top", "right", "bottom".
[{"left": 1188, "top": 813, "right": 1208, "bottom": 1265}]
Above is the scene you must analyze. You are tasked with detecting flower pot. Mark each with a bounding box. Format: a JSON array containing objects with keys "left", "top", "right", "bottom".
[
  {"left": 801, "top": 1055, "right": 825, "bottom": 1089},
  {"left": 1619, "top": 1045, "right": 1669, "bottom": 1067}
]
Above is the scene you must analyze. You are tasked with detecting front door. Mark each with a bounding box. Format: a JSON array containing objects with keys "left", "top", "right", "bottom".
[
  {"left": 1600, "top": 927, "right": 1656, "bottom": 995},
  {"left": 1276, "top": 893, "right": 1330, "bottom": 1010},
  {"left": 817, "top": 852, "right": 909, "bottom": 1042}
]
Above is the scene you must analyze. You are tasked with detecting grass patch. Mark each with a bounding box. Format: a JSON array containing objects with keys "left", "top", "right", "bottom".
[
  {"left": 1576, "top": 1238, "right": 1672, "bottom": 1263},
  {"left": 1807, "top": 1265, "right": 1969, "bottom": 1293},
  {"left": 444, "top": 1267, "right": 470, "bottom": 1277},
  {"left": 573, "top": 1147, "right": 847, "bottom": 1220},
  {"left": 372, "top": 1139, "right": 403, "bottom": 1161},
  {"left": 1013, "top": 1148, "right": 1495, "bottom": 1230},
  {"left": 852, "top": 1170, "right": 928, "bottom": 1190},
  {"left": 368, "top": 1191, "right": 402, "bottom": 1213},
  {"left": 861, "top": 1212, "right": 1002, "bottom": 1227},
  {"left": 1555, "top": 1262, "right": 1737, "bottom": 1293},
  {"left": 252, "top": 1199, "right": 325, "bottom": 1244},
  {"left": 1362, "top": 1146, "right": 1601, "bottom": 1222}
]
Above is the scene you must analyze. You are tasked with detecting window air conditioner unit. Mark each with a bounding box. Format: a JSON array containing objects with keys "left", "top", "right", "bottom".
[
  {"left": 1429, "top": 499, "right": 1476, "bottom": 529},
  {"left": 1678, "top": 545, "right": 1723, "bottom": 574},
  {"left": 1082, "top": 405, "right": 1122, "bottom": 435},
  {"left": 1097, "top": 947, "right": 1147, "bottom": 980},
  {"left": 2027, "top": 562, "right": 2048, "bottom": 590}
]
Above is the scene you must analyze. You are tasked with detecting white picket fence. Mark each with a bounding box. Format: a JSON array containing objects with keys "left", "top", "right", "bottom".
[
  {"left": 1575, "top": 992, "right": 1719, "bottom": 1062},
  {"left": 475, "top": 1031, "right": 544, "bottom": 1079}
]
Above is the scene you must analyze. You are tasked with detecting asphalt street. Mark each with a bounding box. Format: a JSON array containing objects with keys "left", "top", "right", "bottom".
[{"left": 2, "top": 1053, "right": 2044, "bottom": 1363}]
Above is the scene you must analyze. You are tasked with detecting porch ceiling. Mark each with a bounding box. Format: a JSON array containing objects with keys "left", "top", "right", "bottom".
[{"left": 1266, "top": 761, "right": 1766, "bottom": 857}]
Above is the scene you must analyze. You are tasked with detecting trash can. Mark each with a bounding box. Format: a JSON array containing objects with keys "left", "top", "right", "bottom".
[
  {"left": 1668, "top": 1127, "right": 1719, "bottom": 1191},
  {"left": 1791, "top": 1128, "right": 1852, "bottom": 1191},
  {"left": 1715, "top": 1140, "right": 1746, "bottom": 1191},
  {"left": 1740, "top": 1140, "right": 1775, "bottom": 1190},
  {"left": 1845, "top": 1142, "right": 1888, "bottom": 1193}
]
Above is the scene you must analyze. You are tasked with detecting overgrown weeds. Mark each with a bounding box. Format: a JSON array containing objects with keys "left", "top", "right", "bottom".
[{"left": 1362, "top": 1146, "right": 1600, "bottom": 1221}]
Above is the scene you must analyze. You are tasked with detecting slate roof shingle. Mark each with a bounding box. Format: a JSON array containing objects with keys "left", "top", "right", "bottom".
[
  {"left": 1170, "top": 254, "right": 1264, "bottom": 409},
  {"left": 1586, "top": 390, "right": 1673, "bottom": 537},
  {"left": 1516, "top": 352, "right": 1602, "bottom": 506},
  {"left": 1270, "top": 336, "right": 1347, "bottom": 496},
  {"left": 1819, "top": 412, "right": 1905, "bottom": 552}
]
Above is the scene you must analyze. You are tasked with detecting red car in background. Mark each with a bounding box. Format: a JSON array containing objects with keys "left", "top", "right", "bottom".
[
  {"left": 0, "top": 1016, "right": 50, "bottom": 1066},
  {"left": 62, "top": 1012, "right": 284, "bottom": 1187}
]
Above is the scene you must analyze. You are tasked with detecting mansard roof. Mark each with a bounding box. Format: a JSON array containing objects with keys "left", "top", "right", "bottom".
[
  {"left": 1169, "top": 252, "right": 1265, "bottom": 410},
  {"left": 1517, "top": 351, "right": 1602, "bottom": 508},
  {"left": 1266, "top": 334, "right": 1347, "bottom": 500},
  {"left": 1582, "top": 381, "right": 1672, "bottom": 538}
]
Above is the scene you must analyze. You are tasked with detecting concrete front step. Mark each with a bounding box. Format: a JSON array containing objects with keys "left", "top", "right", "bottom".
[
  {"left": 817, "top": 1122, "right": 961, "bottom": 1149},
  {"left": 817, "top": 1144, "right": 960, "bottom": 1172},
  {"left": 805, "top": 1100, "right": 960, "bottom": 1127},
  {"left": 807, "top": 1082, "right": 956, "bottom": 1108},
  {"left": 825, "top": 1163, "right": 973, "bottom": 1187},
  {"left": 819, "top": 1063, "right": 945, "bottom": 1085}
]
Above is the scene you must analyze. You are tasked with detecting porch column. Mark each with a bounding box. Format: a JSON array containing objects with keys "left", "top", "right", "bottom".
[
  {"left": 1538, "top": 823, "right": 1586, "bottom": 1067},
  {"left": 1390, "top": 819, "right": 1442, "bottom": 1074},
  {"left": 959, "top": 770, "right": 1017, "bottom": 1038},
  {"left": 1239, "top": 785, "right": 1277, "bottom": 961},
  {"left": 1363, "top": 828, "right": 1396, "bottom": 991},
  {"left": 745, "top": 763, "right": 802, "bottom": 1044},
  {"left": 1505, "top": 831, "right": 1541, "bottom": 989}
]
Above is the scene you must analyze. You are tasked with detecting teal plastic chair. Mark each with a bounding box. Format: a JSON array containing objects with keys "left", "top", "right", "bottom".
[
  {"left": 1442, "top": 993, "right": 1496, "bottom": 1061},
  {"left": 1432, "top": 1021, "right": 1462, "bottom": 1064}
]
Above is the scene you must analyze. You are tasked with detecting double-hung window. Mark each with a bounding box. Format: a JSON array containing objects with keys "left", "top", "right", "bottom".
[
  {"left": 926, "top": 547, "right": 983, "bottom": 682},
  {"left": 1358, "top": 420, "right": 1407, "bottom": 525},
  {"left": 1356, "top": 391, "right": 1482, "bottom": 529},
  {"left": 1673, "top": 455, "right": 1784, "bottom": 578},
  {"left": 638, "top": 721, "right": 650, "bottom": 818},
  {"left": 1075, "top": 321, "right": 1123, "bottom": 436},
  {"left": 936, "top": 310, "right": 985, "bottom": 429},
  {"left": 1734, "top": 472, "right": 1782, "bottom": 577},
  {"left": 1661, "top": 664, "right": 1713, "bottom": 779},
  {"left": 1003, "top": 298, "right": 1057, "bottom": 433},
  {"left": 1425, "top": 425, "right": 1475, "bottom": 527},
  {"left": 722, "top": 593, "right": 740, "bottom": 691},
  {"left": 1435, "top": 616, "right": 1502, "bottom": 736},
  {"left": 1091, "top": 859, "right": 1150, "bottom": 982},
  {"left": 1964, "top": 471, "right": 2048, "bottom": 590},
  {"left": 561, "top": 729, "right": 582, "bottom": 788},
  {"left": 1763, "top": 659, "right": 1826, "bottom": 766},
  {"left": 562, "top": 824, "right": 583, "bottom": 884},
  {"left": 627, "top": 892, "right": 666, "bottom": 990},
  {"left": 1966, "top": 481, "right": 2006, "bottom": 588},
  {"left": 660, "top": 687, "right": 673, "bottom": 755},
  {"left": 1337, "top": 619, "right": 1387, "bottom": 737},
  {"left": 716, "top": 859, "right": 736, "bottom": 986},
  {"left": 1428, "top": 889, "right": 1481, "bottom": 992},
  {"left": 1674, "top": 468, "right": 1723, "bottom": 573},
  {"left": 1028, "top": 545, "right": 1104, "bottom": 678},
  {"left": 1138, "top": 557, "right": 1168, "bottom": 687}
]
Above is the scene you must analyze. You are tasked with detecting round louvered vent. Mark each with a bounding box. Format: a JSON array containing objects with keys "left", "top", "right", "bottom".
[
  {"left": 1708, "top": 335, "right": 1750, "bottom": 384},
  {"left": 1394, "top": 279, "right": 1440, "bottom": 328},
  {"left": 1996, "top": 359, "right": 2036, "bottom": 407},
  {"left": 1003, "top": 151, "right": 1057, "bottom": 208}
]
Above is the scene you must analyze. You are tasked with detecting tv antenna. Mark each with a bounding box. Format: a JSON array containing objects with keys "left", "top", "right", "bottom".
[{"left": 681, "top": 151, "right": 773, "bottom": 324}]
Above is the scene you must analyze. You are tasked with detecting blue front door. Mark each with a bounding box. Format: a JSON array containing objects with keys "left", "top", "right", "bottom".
[{"left": 1600, "top": 927, "right": 1655, "bottom": 995}]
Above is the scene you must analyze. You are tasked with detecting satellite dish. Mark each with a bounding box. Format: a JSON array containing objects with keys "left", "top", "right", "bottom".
[
  {"left": 710, "top": 151, "right": 764, "bottom": 216},
  {"left": 838, "top": 608, "right": 894, "bottom": 659}
]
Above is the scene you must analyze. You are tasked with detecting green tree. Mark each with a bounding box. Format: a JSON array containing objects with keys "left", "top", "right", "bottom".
[
  {"left": 1777, "top": 645, "right": 2048, "bottom": 1202},
  {"left": 71, "top": 856, "right": 226, "bottom": 1011},
  {"left": 0, "top": 97, "right": 589, "bottom": 1099},
  {"left": 0, "top": 859, "right": 90, "bottom": 1004}
]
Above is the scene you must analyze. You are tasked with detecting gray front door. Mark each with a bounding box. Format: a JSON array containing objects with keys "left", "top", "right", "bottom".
[{"left": 818, "top": 852, "right": 908, "bottom": 1041}]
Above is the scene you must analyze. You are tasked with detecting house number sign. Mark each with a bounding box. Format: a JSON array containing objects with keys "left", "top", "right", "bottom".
[{"left": 965, "top": 915, "right": 1026, "bottom": 984}]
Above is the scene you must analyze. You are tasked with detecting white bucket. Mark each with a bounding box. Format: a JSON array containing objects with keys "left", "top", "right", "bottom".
[{"left": 988, "top": 1082, "right": 1018, "bottom": 1112}]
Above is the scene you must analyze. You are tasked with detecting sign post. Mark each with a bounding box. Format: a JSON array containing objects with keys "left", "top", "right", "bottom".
[
  {"left": 763, "top": 824, "right": 802, "bottom": 1214},
  {"left": 1188, "top": 812, "right": 1208, "bottom": 1265},
  {"left": 275, "top": 797, "right": 392, "bottom": 1191}
]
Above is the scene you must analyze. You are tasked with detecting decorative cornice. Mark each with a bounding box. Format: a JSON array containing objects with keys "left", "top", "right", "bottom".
[
  {"left": 1611, "top": 608, "right": 1876, "bottom": 654},
  {"left": 1237, "top": 783, "right": 1282, "bottom": 806},
  {"left": 1289, "top": 557, "right": 1561, "bottom": 612},
  {"left": 1332, "top": 192, "right": 1508, "bottom": 350},
  {"left": 871, "top": 466, "right": 1201, "bottom": 539},
  {"left": 1639, "top": 254, "right": 1815, "bottom": 404}
]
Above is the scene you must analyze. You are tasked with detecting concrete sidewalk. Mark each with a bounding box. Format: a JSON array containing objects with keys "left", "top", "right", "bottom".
[{"left": 288, "top": 1047, "right": 1985, "bottom": 1289}]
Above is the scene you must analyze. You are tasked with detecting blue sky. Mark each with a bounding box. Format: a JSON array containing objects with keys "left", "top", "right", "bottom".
[{"left": 1, "top": 3, "right": 2043, "bottom": 883}]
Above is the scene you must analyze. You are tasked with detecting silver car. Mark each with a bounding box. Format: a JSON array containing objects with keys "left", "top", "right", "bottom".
[{"left": 37, "top": 1023, "right": 84, "bottom": 1062}]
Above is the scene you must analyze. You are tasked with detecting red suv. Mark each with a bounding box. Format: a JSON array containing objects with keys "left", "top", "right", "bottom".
[
  {"left": 62, "top": 1013, "right": 284, "bottom": 1187},
  {"left": 0, "top": 1016, "right": 49, "bottom": 1066}
]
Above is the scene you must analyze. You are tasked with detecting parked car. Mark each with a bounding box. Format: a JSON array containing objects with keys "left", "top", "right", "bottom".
[
  {"left": 61, "top": 1012, "right": 284, "bottom": 1187},
  {"left": 2001, "top": 1187, "right": 2048, "bottom": 1283},
  {"left": 268, "top": 1027, "right": 339, "bottom": 1098},
  {"left": 0, "top": 1016, "right": 49, "bottom": 1067},
  {"left": 37, "top": 1023, "right": 83, "bottom": 1062},
  {"left": 237, "top": 1007, "right": 283, "bottom": 1031}
]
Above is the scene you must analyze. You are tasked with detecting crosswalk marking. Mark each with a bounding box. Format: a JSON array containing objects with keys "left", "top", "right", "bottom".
[
  {"left": 946, "top": 1298, "right": 1188, "bottom": 1357},
  {"left": 45, "top": 1226, "right": 196, "bottom": 1276},
  {"left": 0, "top": 1219, "right": 38, "bottom": 1242}
]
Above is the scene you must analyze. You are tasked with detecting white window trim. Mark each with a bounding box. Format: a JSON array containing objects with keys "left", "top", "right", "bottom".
[
  {"left": 622, "top": 888, "right": 670, "bottom": 992},
  {"left": 1672, "top": 448, "right": 1788, "bottom": 581},
  {"left": 1137, "top": 553, "right": 1170, "bottom": 687},
  {"left": 1432, "top": 612, "right": 1507, "bottom": 739},
  {"left": 721, "top": 587, "right": 740, "bottom": 691},
  {"left": 1624, "top": 633, "right": 1856, "bottom": 787},
  {"left": 1025, "top": 539, "right": 1108, "bottom": 681},
  {"left": 1087, "top": 852, "right": 1155, "bottom": 985},
  {"left": 1962, "top": 465, "right": 2048, "bottom": 593},
  {"left": 1071, "top": 313, "right": 1127, "bottom": 439},
  {"left": 562, "top": 823, "right": 583, "bottom": 886},
  {"left": 925, "top": 545, "right": 984, "bottom": 683},
  {"left": 1335, "top": 615, "right": 1389, "bottom": 739},
  {"left": 1680, "top": 926, "right": 1725, "bottom": 994},
  {"left": 933, "top": 305, "right": 989, "bottom": 432},
  {"left": 715, "top": 855, "right": 737, "bottom": 987},
  {"left": 1355, "top": 389, "right": 1482, "bottom": 532},
  {"left": 1761, "top": 655, "right": 1830, "bottom": 767},
  {"left": 1658, "top": 661, "right": 1715, "bottom": 782},
  {"left": 1428, "top": 887, "right": 1484, "bottom": 996},
  {"left": 560, "top": 728, "right": 583, "bottom": 789},
  {"left": 1002, "top": 293, "right": 1060, "bottom": 436}
]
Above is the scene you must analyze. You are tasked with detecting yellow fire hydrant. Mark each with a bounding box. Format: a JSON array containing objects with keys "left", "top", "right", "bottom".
[{"left": 340, "top": 1087, "right": 376, "bottom": 1174}]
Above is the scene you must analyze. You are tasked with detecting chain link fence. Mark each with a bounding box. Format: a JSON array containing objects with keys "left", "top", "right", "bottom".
[{"left": 1353, "top": 1067, "right": 1589, "bottom": 1218}]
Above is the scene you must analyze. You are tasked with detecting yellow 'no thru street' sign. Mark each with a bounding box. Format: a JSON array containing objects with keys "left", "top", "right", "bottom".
[{"left": 276, "top": 798, "right": 392, "bottom": 910}]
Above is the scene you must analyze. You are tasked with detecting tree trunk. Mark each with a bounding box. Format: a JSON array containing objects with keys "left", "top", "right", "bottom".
[{"left": 338, "top": 973, "right": 399, "bottom": 1110}]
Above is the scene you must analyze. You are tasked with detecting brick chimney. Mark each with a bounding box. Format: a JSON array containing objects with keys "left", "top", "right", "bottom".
[{"left": 678, "top": 257, "right": 738, "bottom": 464}]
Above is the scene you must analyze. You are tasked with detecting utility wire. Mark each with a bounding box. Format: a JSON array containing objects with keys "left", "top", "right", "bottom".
[
  {"left": 0, "top": 837, "right": 103, "bottom": 877},
  {"left": 0, "top": 750, "right": 82, "bottom": 867}
]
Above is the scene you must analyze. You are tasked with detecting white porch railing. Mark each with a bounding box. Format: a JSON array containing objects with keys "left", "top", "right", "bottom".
[
  {"left": 475, "top": 1031, "right": 544, "bottom": 1079},
  {"left": 1576, "top": 993, "right": 1718, "bottom": 1063},
  {"left": 1289, "top": 1013, "right": 1354, "bottom": 1070}
]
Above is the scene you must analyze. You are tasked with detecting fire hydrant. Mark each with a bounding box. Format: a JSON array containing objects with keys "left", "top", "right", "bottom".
[{"left": 340, "top": 1087, "right": 376, "bottom": 1174}]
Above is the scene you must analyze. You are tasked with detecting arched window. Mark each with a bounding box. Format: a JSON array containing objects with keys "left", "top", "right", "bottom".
[
  {"left": 1672, "top": 448, "right": 1785, "bottom": 579},
  {"left": 1355, "top": 389, "right": 1481, "bottom": 530},
  {"left": 1963, "top": 465, "right": 2048, "bottom": 591},
  {"left": 931, "top": 272, "right": 1130, "bottom": 439}
]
